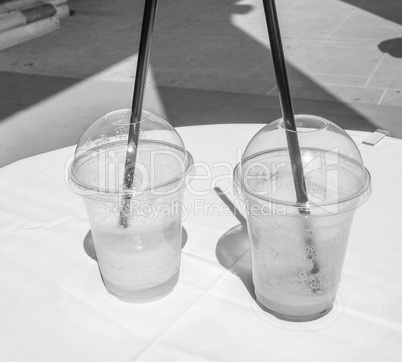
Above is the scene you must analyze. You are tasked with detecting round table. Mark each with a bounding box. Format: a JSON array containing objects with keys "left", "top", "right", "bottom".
[{"left": 0, "top": 124, "right": 401, "bottom": 361}]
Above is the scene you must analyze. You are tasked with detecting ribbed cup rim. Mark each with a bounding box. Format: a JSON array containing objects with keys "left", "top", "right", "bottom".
[
  {"left": 233, "top": 162, "right": 372, "bottom": 212},
  {"left": 68, "top": 150, "right": 194, "bottom": 196}
]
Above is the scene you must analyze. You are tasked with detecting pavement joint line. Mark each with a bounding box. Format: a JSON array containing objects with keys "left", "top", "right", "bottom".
[
  {"left": 377, "top": 88, "right": 388, "bottom": 106},
  {"left": 326, "top": 4, "right": 358, "bottom": 40},
  {"left": 364, "top": 52, "right": 387, "bottom": 88}
]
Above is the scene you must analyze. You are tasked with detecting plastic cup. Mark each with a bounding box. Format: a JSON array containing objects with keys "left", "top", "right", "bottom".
[
  {"left": 68, "top": 109, "right": 194, "bottom": 302},
  {"left": 233, "top": 115, "right": 371, "bottom": 321}
]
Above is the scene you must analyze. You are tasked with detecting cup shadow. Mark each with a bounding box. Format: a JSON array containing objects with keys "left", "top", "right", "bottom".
[
  {"left": 216, "top": 223, "right": 256, "bottom": 301},
  {"left": 83, "top": 226, "right": 189, "bottom": 262},
  {"left": 213, "top": 187, "right": 256, "bottom": 301}
]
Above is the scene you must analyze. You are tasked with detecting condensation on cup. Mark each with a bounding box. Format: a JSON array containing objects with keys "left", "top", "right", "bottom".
[
  {"left": 234, "top": 115, "right": 371, "bottom": 321},
  {"left": 68, "top": 109, "right": 194, "bottom": 302}
]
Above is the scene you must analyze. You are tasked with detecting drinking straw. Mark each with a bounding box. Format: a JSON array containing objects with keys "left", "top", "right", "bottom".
[
  {"left": 119, "top": 0, "right": 158, "bottom": 228},
  {"left": 261, "top": 0, "right": 321, "bottom": 284}
]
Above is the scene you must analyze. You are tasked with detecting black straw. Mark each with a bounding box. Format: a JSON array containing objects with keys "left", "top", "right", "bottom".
[
  {"left": 262, "top": 0, "right": 321, "bottom": 283},
  {"left": 119, "top": 0, "right": 158, "bottom": 228}
]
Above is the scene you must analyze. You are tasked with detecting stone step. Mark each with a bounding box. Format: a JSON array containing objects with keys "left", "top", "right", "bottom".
[
  {"left": 0, "top": 0, "right": 69, "bottom": 51},
  {"left": 0, "top": 0, "right": 66, "bottom": 14}
]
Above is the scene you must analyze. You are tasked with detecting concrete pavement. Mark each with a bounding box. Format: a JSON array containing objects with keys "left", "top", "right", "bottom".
[{"left": 0, "top": 0, "right": 401, "bottom": 166}]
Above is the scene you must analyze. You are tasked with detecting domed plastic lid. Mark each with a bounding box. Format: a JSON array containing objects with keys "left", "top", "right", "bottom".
[
  {"left": 69, "top": 109, "right": 193, "bottom": 197},
  {"left": 234, "top": 115, "right": 371, "bottom": 214}
]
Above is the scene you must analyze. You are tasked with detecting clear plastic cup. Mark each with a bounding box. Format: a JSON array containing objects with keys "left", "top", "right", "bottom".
[
  {"left": 233, "top": 115, "right": 371, "bottom": 321},
  {"left": 69, "top": 109, "right": 194, "bottom": 302}
]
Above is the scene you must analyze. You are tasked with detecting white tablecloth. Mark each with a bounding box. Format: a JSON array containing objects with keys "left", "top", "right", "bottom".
[{"left": 1, "top": 124, "right": 401, "bottom": 361}]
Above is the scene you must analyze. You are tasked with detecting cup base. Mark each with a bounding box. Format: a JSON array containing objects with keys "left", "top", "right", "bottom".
[
  {"left": 256, "top": 291, "right": 334, "bottom": 322},
  {"left": 103, "top": 272, "right": 179, "bottom": 303}
]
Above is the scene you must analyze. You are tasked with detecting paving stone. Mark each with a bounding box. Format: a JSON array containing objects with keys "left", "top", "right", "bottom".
[
  {"left": 329, "top": 10, "right": 402, "bottom": 42},
  {"left": 0, "top": 0, "right": 401, "bottom": 166},
  {"left": 367, "top": 53, "right": 402, "bottom": 89},
  {"left": 378, "top": 88, "right": 402, "bottom": 106}
]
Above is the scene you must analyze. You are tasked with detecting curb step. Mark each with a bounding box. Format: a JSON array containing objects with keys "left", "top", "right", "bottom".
[{"left": 0, "top": 0, "right": 70, "bottom": 51}]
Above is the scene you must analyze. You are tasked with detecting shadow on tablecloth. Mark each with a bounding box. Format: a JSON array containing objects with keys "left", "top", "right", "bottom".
[
  {"left": 214, "top": 187, "right": 256, "bottom": 301},
  {"left": 216, "top": 224, "right": 256, "bottom": 302}
]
